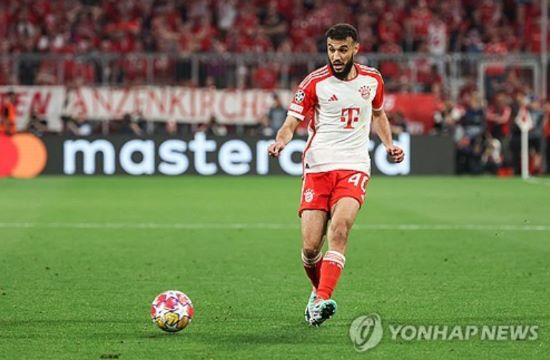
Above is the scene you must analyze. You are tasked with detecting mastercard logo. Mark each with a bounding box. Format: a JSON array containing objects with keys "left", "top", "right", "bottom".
[{"left": 0, "top": 133, "right": 47, "bottom": 178}]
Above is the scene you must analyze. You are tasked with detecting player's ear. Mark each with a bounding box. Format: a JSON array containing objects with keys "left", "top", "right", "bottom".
[{"left": 353, "top": 42, "right": 359, "bottom": 55}]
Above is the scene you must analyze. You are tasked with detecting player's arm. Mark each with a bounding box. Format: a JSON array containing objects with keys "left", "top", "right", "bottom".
[
  {"left": 268, "top": 115, "right": 300, "bottom": 157},
  {"left": 370, "top": 71, "right": 404, "bottom": 163},
  {"left": 372, "top": 109, "right": 404, "bottom": 163},
  {"left": 268, "top": 82, "right": 315, "bottom": 157}
]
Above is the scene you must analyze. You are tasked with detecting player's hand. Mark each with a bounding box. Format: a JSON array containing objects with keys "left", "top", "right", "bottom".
[
  {"left": 386, "top": 145, "right": 404, "bottom": 163},
  {"left": 268, "top": 141, "right": 285, "bottom": 157}
]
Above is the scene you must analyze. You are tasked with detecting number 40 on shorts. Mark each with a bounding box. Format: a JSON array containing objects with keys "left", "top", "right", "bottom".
[{"left": 348, "top": 173, "right": 368, "bottom": 192}]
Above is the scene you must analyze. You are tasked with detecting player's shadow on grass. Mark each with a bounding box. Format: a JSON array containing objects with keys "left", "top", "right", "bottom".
[
  {"left": 0, "top": 319, "right": 139, "bottom": 326},
  {"left": 144, "top": 332, "right": 335, "bottom": 345},
  {"left": 0, "top": 319, "right": 149, "bottom": 340},
  {"left": 145, "top": 321, "right": 351, "bottom": 345}
]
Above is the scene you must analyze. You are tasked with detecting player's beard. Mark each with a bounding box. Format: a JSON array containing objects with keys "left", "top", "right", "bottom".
[{"left": 329, "top": 56, "right": 355, "bottom": 80}]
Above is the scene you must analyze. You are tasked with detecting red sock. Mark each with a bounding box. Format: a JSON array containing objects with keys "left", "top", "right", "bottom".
[
  {"left": 316, "top": 251, "right": 346, "bottom": 300},
  {"left": 302, "top": 250, "right": 323, "bottom": 289},
  {"left": 315, "top": 260, "right": 322, "bottom": 284}
]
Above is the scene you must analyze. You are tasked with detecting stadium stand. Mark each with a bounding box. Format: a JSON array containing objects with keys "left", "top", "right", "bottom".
[{"left": 0, "top": 0, "right": 548, "bottom": 174}]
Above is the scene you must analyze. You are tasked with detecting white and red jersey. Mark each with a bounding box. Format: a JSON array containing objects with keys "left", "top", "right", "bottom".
[{"left": 287, "top": 63, "right": 384, "bottom": 175}]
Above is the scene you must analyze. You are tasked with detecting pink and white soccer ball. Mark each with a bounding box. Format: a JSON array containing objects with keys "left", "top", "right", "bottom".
[{"left": 151, "top": 290, "right": 194, "bottom": 332}]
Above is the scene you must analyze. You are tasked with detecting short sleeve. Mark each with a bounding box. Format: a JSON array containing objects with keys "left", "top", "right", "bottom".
[
  {"left": 287, "top": 82, "right": 317, "bottom": 121},
  {"left": 372, "top": 75, "right": 384, "bottom": 111}
]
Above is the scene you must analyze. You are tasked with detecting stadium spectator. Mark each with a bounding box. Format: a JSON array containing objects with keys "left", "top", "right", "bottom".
[
  {"left": 253, "top": 62, "right": 280, "bottom": 90},
  {"left": 378, "top": 39, "right": 403, "bottom": 89},
  {"left": 261, "top": 0, "right": 288, "bottom": 49},
  {"left": 0, "top": 91, "right": 17, "bottom": 135},
  {"left": 261, "top": 93, "right": 287, "bottom": 136},
  {"left": 0, "top": 0, "right": 547, "bottom": 176},
  {"left": 456, "top": 133, "right": 484, "bottom": 175},
  {"left": 433, "top": 99, "right": 464, "bottom": 136},
  {"left": 408, "top": 0, "right": 432, "bottom": 49},
  {"left": 461, "top": 92, "right": 486, "bottom": 140},
  {"left": 481, "top": 138, "right": 503, "bottom": 174},
  {"left": 484, "top": 33, "right": 510, "bottom": 98},
  {"left": 486, "top": 92, "right": 512, "bottom": 140},
  {"left": 26, "top": 103, "right": 49, "bottom": 137},
  {"left": 0, "top": 0, "right": 544, "bottom": 60},
  {"left": 163, "top": 119, "right": 180, "bottom": 136},
  {"left": 195, "top": 115, "right": 228, "bottom": 136},
  {"left": 390, "top": 112, "right": 408, "bottom": 135},
  {"left": 117, "top": 113, "right": 144, "bottom": 136},
  {"left": 427, "top": 14, "right": 447, "bottom": 57},
  {"left": 462, "top": 29, "right": 485, "bottom": 53},
  {"left": 0, "top": 0, "right": 545, "bottom": 92},
  {"left": 216, "top": 0, "right": 238, "bottom": 37},
  {"left": 253, "top": 115, "right": 274, "bottom": 137},
  {"left": 455, "top": 93, "right": 486, "bottom": 174},
  {"left": 66, "top": 115, "right": 93, "bottom": 137}
]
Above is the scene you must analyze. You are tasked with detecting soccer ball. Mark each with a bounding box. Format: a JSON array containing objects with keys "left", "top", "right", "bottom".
[{"left": 151, "top": 290, "right": 194, "bottom": 332}]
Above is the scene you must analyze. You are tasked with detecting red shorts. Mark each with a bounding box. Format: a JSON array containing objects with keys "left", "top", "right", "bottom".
[{"left": 299, "top": 170, "right": 369, "bottom": 217}]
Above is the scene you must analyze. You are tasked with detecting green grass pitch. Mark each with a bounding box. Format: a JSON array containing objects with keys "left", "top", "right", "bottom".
[{"left": 0, "top": 176, "right": 549, "bottom": 359}]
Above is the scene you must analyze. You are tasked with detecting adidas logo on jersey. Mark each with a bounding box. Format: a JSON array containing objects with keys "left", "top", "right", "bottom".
[{"left": 328, "top": 94, "right": 338, "bottom": 102}]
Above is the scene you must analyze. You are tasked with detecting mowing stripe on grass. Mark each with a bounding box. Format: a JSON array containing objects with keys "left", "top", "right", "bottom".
[
  {"left": 0, "top": 222, "right": 549, "bottom": 232},
  {"left": 525, "top": 178, "right": 550, "bottom": 187}
]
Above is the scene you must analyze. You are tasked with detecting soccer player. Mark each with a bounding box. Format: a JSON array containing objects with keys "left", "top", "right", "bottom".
[{"left": 268, "top": 24, "right": 404, "bottom": 326}]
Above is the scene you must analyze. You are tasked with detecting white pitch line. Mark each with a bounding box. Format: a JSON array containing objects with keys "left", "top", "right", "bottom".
[
  {"left": 0, "top": 222, "right": 549, "bottom": 232},
  {"left": 524, "top": 178, "right": 550, "bottom": 187},
  {"left": 354, "top": 224, "right": 550, "bottom": 231},
  {"left": 0, "top": 222, "right": 297, "bottom": 230}
]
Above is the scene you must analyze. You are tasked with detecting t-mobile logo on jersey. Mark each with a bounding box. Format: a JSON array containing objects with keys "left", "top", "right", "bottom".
[{"left": 340, "top": 107, "right": 360, "bottom": 129}]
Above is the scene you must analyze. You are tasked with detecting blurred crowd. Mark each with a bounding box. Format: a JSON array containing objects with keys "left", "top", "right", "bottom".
[
  {"left": 0, "top": 0, "right": 546, "bottom": 87},
  {"left": 20, "top": 92, "right": 301, "bottom": 138},
  {"left": 7, "top": 88, "right": 548, "bottom": 175},
  {"left": 1, "top": 0, "right": 549, "bottom": 175},
  {"left": 389, "top": 88, "right": 550, "bottom": 175},
  {"left": 0, "top": 0, "right": 544, "bottom": 55}
]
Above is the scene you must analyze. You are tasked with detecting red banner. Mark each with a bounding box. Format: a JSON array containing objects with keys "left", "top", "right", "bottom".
[
  {"left": 1, "top": 87, "right": 439, "bottom": 134},
  {"left": 384, "top": 93, "right": 439, "bottom": 133}
]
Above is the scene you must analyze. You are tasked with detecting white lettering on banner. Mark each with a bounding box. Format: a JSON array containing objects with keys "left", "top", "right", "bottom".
[
  {"left": 219, "top": 140, "right": 253, "bottom": 175},
  {"left": 63, "top": 139, "right": 116, "bottom": 175},
  {"left": 219, "top": 91, "right": 238, "bottom": 119},
  {"left": 200, "top": 88, "right": 216, "bottom": 118},
  {"left": 169, "top": 89, "right": 186, "bottom": 116},
  {"left": 374, "top": 133, "right": 410, "bottom": 175},
  {"left": 132, "top": 88, "right": 147, "bottom": 115},
  {"left": 188, "top": 132, "right": 217, "bottom": 175},
  {"left": 279, "top": 140, "right": 306, "bottom": 176},
  {"left": 0, "top": 86, "right": 65, "bottom": 131},
  {"left": 92, "top": 88, "right": 114, "bottom": 113},
  {"left": 63, "top": 87, "right": 293, "bottom": 125},
  {"left": 147, "top": 88, "right": 168, "bottom": 115},
  {"left": 119, "top": 140, "right": 155, "bottom": 175},
  {"left": 61, "top": 135, "right": 411, "bottom": 175},
  {"left": 158, "top": 140, "right": 188, "bottom": 175},
  {"left": 1, "top": 87, "right": 439, "bottom": 132},
  {"left": 256, "top": 140, "right": 272, "bottom": 175}
]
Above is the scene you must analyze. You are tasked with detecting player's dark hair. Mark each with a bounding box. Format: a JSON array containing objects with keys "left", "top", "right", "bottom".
[{"left": 325, "top": 23, "right": 358, "bottom": 43}]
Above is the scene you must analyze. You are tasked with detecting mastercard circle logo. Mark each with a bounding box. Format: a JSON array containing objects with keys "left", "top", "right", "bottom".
[{"left": 0, "top": 133, "right": 47, "bottom": 178}]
